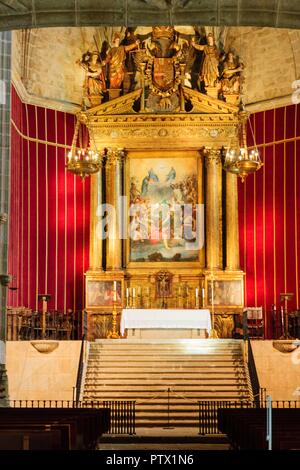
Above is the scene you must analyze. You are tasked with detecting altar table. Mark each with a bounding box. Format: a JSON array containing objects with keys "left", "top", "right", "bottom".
[{"left": 120, "top": 308, "right": 211, "bottom": 337}]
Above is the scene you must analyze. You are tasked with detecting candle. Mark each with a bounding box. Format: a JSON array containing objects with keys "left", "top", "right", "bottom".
[
  {"left": 133, "top": 288, "right": 136, "bottom": 298},
  {"left": 126, "top": 287, "right": 129, "bottom": 298},
  {"left": 202, "top": 288, "right": 205, "bottom": 300},
  {"left": 195, "top": 288, "right": 199, "bottom": 298},
  {"left": 113, "top": 280, "right": 117, "bottom": 302}
]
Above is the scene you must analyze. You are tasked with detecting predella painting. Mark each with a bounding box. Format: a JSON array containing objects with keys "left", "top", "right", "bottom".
[
  {"left": 87, "top": 280, "right": 122, "bottom": 308},
  {"left": 129, "top": 156, "right": 199, "bottom": 262}
]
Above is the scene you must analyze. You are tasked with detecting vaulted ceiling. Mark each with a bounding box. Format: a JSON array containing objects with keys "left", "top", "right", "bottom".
[{"left": 1, "top": 0, "right": 300, "bottom": 31}]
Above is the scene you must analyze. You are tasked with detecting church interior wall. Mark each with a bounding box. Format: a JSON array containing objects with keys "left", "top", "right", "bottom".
[
  {"left": 8, "top": 51, "right": 300, "bottom": 338},
  {"left": 251, "top": 340, "right": 300, "bottom": 401},
  {"left": 6, "top": 340, "right": 81, "bottom": 401}
]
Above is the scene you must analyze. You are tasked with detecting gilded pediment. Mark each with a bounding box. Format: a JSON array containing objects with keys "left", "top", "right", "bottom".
[
  {"left": 183, "top": 87, "right": 239, "bottom": 115},
  {"left": 80, "top": 85, "right": 238, "bottom": 119},
  {"left": 82, "top": 89, "right": 142, "bottom": 117}
]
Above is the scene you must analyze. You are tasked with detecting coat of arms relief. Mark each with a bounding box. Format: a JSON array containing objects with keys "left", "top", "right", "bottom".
[{"left": 78, "top": 26, "right": 244, "bottom": 113}]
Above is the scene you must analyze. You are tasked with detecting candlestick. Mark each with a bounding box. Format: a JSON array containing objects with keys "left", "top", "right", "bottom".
[
  {"left": 133, "top": 288, "right": 136, "bottom": 298},
  {"left": 113, "top": 280, "right": 117, "bottom": 302},
  {"left": 107, "top": 299, "right": 120, "bottom": 339},
  {"left": 195, "top": 288, "right": 200, "bottom": 309},
  {"left": 209, "top": 274, "right": 218, "bottom": 338},
  {"left": 280, "top": 306, "right": 284, "bottom": 337}
]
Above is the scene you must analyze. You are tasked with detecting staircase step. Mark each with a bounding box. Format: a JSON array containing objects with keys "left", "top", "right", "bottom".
[
  {"left": 83, "top": 392, "right": 249, "bottom": 399},
  {"left": 84, "top": 378, "right": 247, "bottom": 385},
  {"left": 82, "top": 339, "right": 252, "bottom": 426}
]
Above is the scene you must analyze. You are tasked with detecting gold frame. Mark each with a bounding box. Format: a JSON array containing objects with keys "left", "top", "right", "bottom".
[
  {"left": 125, "top": 149, "right": 205, "bottom": 269},
  {"left": 85, "top": 271, "right": 124, "bottom": 312},
  {"left": 204, "top": 272, "right": 244, "bottom": 310}
]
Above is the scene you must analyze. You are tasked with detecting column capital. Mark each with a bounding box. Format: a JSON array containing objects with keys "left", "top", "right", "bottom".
[
  {"left": 204, "top": 148, "right": 222, "bottom": 167},
  {"left": 106, "top": 147, "right": 126, "bottom": 166}
]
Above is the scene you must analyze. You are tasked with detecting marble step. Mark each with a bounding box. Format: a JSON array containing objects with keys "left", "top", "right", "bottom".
[
  {"left": 85, "top": 370, "right": 246, "bottom": 377},
  {"left": 90, "top": 343, "right": 243, "bottom": 350},
  {"left": 83, "top": 391, "right": 250, "bottom": 399},
  {"left": 88, "top": 355, "right": 243, "bottom": 366},
  {"left": 93, "top": 339, "right": 243, "bottom": 346},
  {"left": 85, "top": 364, "right": 244, "bottom": 370},
  {"left": 84, "top": 377, "right": 247, "bottom": 384},
  {"left": 86, "top": 379, "right": 246, "bottom": 391}
]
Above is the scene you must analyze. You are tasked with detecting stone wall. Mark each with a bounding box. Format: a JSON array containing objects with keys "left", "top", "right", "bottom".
[
  {"left": 6, "top": 341, "right": 83, "bottom": 402},
  {"left": 0, "top": 31, "right": 11, "bottom": 333},
  {"left": 251, "top": 340, "right": 300, "bottom": 401}
]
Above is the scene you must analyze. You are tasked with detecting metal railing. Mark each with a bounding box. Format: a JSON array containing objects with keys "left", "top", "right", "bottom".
[
  {"left": 247, "top": 338, "right": 260, "bottom": 403},
  {"left": 198, "top": 399, "right": 300, "bottom": 435},
  {"left": 75, "top": 335, "right": 85, "bottom": 404},
  {"left": 9, "top": 399, "right": 136, "bottom": 435},
  {"left": 6, "top": 309, "right": 85, "bottom": 341}
]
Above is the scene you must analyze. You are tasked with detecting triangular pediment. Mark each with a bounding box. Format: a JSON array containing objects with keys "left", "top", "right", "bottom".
[
  {"left": 183, "top": 87, "right": 239, "bottom": 114},
  {"left": 84, "top": 89, "right": 142, "bottom": 117},
  {"left": 81, "top": 86, "right": 238, "bottom": 118}
]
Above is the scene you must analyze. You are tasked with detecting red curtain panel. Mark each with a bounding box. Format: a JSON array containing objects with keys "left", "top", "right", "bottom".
[{"left": 8, "top": 86, "right": 90, "bottom": 312}]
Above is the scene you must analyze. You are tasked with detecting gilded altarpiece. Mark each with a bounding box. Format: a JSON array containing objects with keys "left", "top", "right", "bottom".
[{"left": 81, "top": 26, "right": 245, "bottom": 339}]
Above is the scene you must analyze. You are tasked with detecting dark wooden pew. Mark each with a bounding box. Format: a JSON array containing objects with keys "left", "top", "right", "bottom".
[
  {"left": 0, "top": 407, "right": 110, "bottom": 450},
  {"left": 218, "top": 408, "right": 300, "bottom": 450}
]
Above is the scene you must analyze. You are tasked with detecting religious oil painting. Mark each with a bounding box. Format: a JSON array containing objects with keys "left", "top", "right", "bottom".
[
  {"left": 128, "top": 154, "right": 199, "bottom": 263},
  {"left": 207, "top": 280, "right": 243, "bottom": 306},
  {"left": 86, "top": 280, "right": 122, "bottom": 309}
]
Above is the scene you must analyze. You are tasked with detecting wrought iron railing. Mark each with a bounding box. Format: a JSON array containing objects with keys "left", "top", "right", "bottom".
[
  {"left": 198, "top": 399, "right": 300, "bottom": 435},
  {"left": 75, "top": 335, "right": 86, "bottom": 404},
  {"left": 247, "top": 338, "right": 260, "bottom": 403},
  {"left": 6, "top": 309, "right": 85, "bottom": 341},
  {"left": 9, "top": 399, "right": 136, "bottom": 435}
]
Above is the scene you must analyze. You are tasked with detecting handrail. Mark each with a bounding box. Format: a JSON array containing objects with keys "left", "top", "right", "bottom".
[
  {"left": 247, "top": 338, "right": 260, "bottom": 405},
  {"left": 75, "top": 334, "right": 85, "bottom": 404}
]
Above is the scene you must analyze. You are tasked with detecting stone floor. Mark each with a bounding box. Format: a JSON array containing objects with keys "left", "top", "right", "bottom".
[{"left": 98, "top": 427, "right": 230, "bottom": 450}]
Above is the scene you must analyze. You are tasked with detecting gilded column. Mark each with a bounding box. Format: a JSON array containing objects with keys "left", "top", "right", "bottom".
[
  {"left": 205, "top": 148, "right": 222, "bottom": 270},
  {"left": 198, "top": 152, "right": 205, "bottom": 268},
  {"left": 226, "top": 172, "right": 240, "bottom": 270},
  {"left": 89, "top": 158, "right": 104, "bottom": 270},
  {"left": 105, "top": 148, "right": 125, "bottom": 271}
]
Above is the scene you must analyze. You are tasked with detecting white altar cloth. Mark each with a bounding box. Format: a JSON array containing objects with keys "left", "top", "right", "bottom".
[{"left": 120, "top": 308, "right": 211, "bottom": 336}]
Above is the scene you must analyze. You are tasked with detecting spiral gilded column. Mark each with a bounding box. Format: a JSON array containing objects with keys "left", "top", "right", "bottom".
[
  {"left": 205, "top": 148, "right": 222, "bottom": 270},
  {"left": 105, "top": 148, "right": 125, "bottom": 271}
]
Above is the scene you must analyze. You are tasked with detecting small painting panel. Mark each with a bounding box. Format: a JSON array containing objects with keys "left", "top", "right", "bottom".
[{"left": 86, "top": 280, "right": 122, "bottom": 308}]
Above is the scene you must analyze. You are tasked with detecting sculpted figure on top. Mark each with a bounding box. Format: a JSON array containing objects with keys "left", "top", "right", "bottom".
[{"left": 77, "top": 27, "right": 244, "bottom": 111}]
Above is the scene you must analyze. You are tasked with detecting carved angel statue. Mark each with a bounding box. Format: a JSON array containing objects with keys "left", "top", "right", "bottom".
[
  {"left": 191, "top": 32, "right": 220, "bottom": 89},
  {"left": 78, "top": 50, "right": 106, "bottom": 106},
  {"left": 221, "top": 51, "right": 244, "bottom": 94},
  {"left": 104, "top": 32, "right": 140, "bottom": 92}
]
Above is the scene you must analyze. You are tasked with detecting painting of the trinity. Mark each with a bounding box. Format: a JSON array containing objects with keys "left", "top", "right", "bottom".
[{"left": 129, "top": 157, "right": 199, "bottom": 262}]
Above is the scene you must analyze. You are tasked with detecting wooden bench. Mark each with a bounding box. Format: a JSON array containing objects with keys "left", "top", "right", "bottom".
[
  {"left": 0, "top": 408, "right": 110, "bottom": 450},
  {"left": 218, "top": 408, "right": 300, "bottom": 450}
]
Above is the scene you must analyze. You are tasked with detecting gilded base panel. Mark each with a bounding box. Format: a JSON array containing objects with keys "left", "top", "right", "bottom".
[
  {"left": 85, "top": 269, "right": 245, "bottom": 339},
  {"left": 88, "top": 313, "right": 122, "bottom": 341}
]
